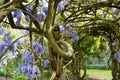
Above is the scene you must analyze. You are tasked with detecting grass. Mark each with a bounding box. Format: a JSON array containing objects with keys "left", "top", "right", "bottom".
[
  {"left": 82, "top": 69, "right": 112, "bottom": 80},
  {"left": 0, "top": 69, "right": 111, "bottom": 80},
  {"left": 43, "top": 69, "right": 112, "bottom": 80}
]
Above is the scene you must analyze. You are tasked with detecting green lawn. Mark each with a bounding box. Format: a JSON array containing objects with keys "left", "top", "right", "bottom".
[
  {"left": 82, "top": 69, "right": 112, "bottom": 80},
  {"left": 38, "top": 69, "right": 112, "bottom": 80}
]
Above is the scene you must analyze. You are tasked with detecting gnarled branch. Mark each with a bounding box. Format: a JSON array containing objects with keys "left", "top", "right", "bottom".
[{"left": 47, "top": 26, "right": 73, "bottom": 58}]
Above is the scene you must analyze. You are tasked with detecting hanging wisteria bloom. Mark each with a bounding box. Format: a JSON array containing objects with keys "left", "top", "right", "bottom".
[
  {"left": 12, "top": 9, "right": 22, "bottom": 18},
  {"left": 22, "top": 50, "right": 34, "bottom": 65},
  {"left": 18, "top": 64, "right": 41, "bottom": 79},
  {"left": 0, "top": 42, "right": 7, "bottom": 54},
  {"left": 17, "top": 40, "right": 23, "bottom": 46},
  {"left": 34, "top": 7, "right": 46, "bottom": 22},
  {"left": 42, "top": 59, "right": 50, "bottom": 68},
  {"left": 72, "top": 34, "right": 79, "bottom": 42},
  {"left": 0, "top": 27, "right": 4, "bottom": 35},
  {"left": 12, "top": 9, "right": 22, "bottom": 27},
  {"left": 3, "top": 37, "right": 11, "bottom": 45},
  {"left": 34, "top": 66, "right": 41, "bottom": 77},
  {"left": 9, "top": 44, "right": 17, "bottom": 52},
  {"left": 19, "top": 64, "right": 34, "bottom": 78},
  {"left": 33, "top": 42, "right": 44, "bottom": 55},
  {"left": 0, "top": 29, "right": 17, "bottom": 53},
  {"left": 37, "top": 12, "right": 46, "bottom": 22},
  {"left": 59, "top": 25, "right": 66, "bottom": 34},
  {"left": 57, "top": 1, "right": 64, "bottom": 11},
  {"left": 25, "top": 15, "right": 30, "bottom": 22},
  {"left": 57, "top": 0, "right": 70, "bottom": 11},
  {"left": 16, "top": 19, "right": 21, "bottom": 27},
  {"left": 4, "top": 32, "right": 11, "bottom": 37},
  {"left": 69, "top": 28, "right": 79, "bottom": 42},
  {"left": 2, "top": 32, "right": 12, "bottom": 46}
]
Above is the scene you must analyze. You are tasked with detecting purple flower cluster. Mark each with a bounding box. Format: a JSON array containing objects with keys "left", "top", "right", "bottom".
[
  {"left": 19, "top": 64, "right": 41, "bottom": 78},
  {"left": 12, "top": 9, "right": 22, "bottom": 27},
  {"left": 25, "top": 15, "right": 30, "bottom": 22},
  {"left": 0, "top": 28, "right": 17, "bottom": 54},
  {"left": 34, "top": 7, "right": 46, "bottom": 22},
  {"left": 25, "top": 6, "right": 47, "bottom": 22},
  {"left": 17, "top": 40, "right": 23, "bottom": 46},
  {"left": 25, "top": 4, "right": 48, "bottom": 22},
  {"left": 0, "top": 42, "right": 7, "bottom": 54},
  {"left": 57, "top": 1, "right": 64, "bottom": 11},
  {"left": 33, "top": 42, "right": 44, "bottom": 55},
  {"left": 34, "top": 66, "right": 41, "bottom": 77},
  {"left": 9, "top": 44, "right": 17, "bottom": 52},
  {"left": 22, "top": 50, "right": 34, "bottom": 65},
  {"left": 3, "top": 37, "right": 11, "bottom": 44},
  {"left": 12, "top": 9, "right": 22, "bottom": 19},
  {"left": 42, "top": 59, "right": 50, "bottom": 68},
  {"left": 114, "top": 50, "right": 120, "bottom": 63},
  {"left": 37, "top": 12, "right": 46, "bottom": 22},
  {"left": 57, "top": 0, "right": 70, "bottom": 11},
  {"left": 58, "top": 25, "right": 79, "bottom": 42},
  {"left": 0, "top": 27, "right": 4, "bottom": 35},
  {"left": 59, "top": 25, "right": 66, "bottom": 34},
  {"left": 15, "top": 50, "right": 41, "bottom": 79},
  {"left": 69, "top": 28, "right": 79, "bottom": 42},
  {"left": 3, "top": 34, "right": 17, "bottom": 52}
]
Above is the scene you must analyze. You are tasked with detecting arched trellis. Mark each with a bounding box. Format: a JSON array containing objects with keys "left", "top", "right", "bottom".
[{"left": 80, "top": 21, "right": 120, "bottom": 80}]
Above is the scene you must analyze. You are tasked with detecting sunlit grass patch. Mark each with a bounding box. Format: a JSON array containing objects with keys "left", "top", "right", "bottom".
[{"left": 81, "top": 69, "right": 112, "bottom": 80}]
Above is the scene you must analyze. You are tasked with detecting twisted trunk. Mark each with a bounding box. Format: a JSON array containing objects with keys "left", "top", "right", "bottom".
[
  {"left": 47, "top": 27, "right": 74, "bottom": 58},
  {"left": 47, "top": 27, "right": 74, "bottom": 80}
]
